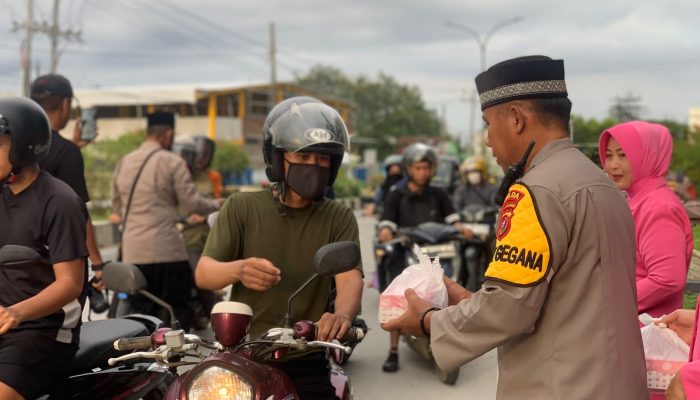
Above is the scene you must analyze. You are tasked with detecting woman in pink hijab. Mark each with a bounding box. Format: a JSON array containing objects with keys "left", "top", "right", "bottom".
[{"left": 598, "top": 121, "right": 693, "bottom": 318}]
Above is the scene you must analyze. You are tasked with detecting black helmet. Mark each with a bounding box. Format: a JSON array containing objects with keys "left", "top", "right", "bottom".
[
  {"left": 192, "top": 135, "right": 215, "bottom": 172},
  {"left": 263, "top": 96, "right": 349, "bottom": 185},
  {"left": 402, "top": 143, "right": 438, "bottom": 172},
  {"left": 0, "top": 97, "right": 51, "bottom": 174},
  {"left": 172, "top": 137, "right": 196, "bottom": 172}
]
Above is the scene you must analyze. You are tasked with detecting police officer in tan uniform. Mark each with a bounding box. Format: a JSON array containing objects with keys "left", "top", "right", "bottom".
[
  {"left": 112, "top": 112, "right": 220, "bottom": 331},
  {"left": 383, "top": 56, "right": 648, "bottom": 399}
]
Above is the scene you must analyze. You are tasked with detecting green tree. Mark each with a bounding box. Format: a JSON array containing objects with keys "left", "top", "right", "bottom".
[
  {"left": 212, "top": 140, "right": 249, "bottom": 176},
  {"left": 650, "top": 119, "right": 689, "bottom": 141},
  {"left": 671, "top": 141, "right": 700, "bottom": 186},
  {"left": 82, "top": 130, "right": 145, "bottom": 202},
  {"left": 570, "top": 115, "right": 619, "bottom": 145},
  {"left": 295, "top": 65, "right": 443, "bottom": 158},
  {"left": 608, "top": 93, "right": 645, "bottom": 122}
]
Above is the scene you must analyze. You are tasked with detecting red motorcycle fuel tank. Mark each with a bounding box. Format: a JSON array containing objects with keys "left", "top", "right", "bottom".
[{"left": 210, "top": 301, "right": 253, "bottom": 347}]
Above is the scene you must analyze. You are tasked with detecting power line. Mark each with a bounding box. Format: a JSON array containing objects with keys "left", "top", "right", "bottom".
[
  {"left": 85, "top": 1, "right": 261, "bottom": 74},
  {"left": 153, "top": 0, "right": 266, "bottom": 48},
  {"left": 125, "top": 0, "right": 269, "bottom": 63},
  {"left": 110, "top": 0, "right": 268, "bottom": 73},
  {"left": 147, "top": 0, "right": 314, "bottom": 74}
]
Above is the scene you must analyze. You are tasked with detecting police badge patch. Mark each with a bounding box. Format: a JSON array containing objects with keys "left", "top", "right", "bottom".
[
  {"left": 497, "top": 189, "right": 525, "bottom": 240},
  {"left": 485, "top": 183, "right": 552, "bottom": 286}
]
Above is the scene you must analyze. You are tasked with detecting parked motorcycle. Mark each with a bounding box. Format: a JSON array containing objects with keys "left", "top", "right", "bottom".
[
  {"left": 0, "top": 245, "right": 174, "bottom": 400},
  {"left": 458, "top": 204, "right": 499, "bottom": 292},
  {"left": 106, "top": 241, "right": 364, "bottom": 399},
  {"left": 373, "top": 223, "right": 462, "bottom": 385}
]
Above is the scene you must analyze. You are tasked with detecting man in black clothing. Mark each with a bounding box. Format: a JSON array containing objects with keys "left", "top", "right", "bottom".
[
  {"left": 377, "top": 142, "right": 472, "bottom": 373},
  {"left": 0, "top": 97, "right": 87, "bottom": 400},
  {"left": 30, "top": 75, "right": 107, "bottom": 294}
]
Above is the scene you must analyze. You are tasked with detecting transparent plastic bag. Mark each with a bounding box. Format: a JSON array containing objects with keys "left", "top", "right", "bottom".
[
  {"left": 639, "top": 313, "right": 689, "bottom": 392},
  {"left": 378, "top": 245, "right": 448, "bottom": 324}
]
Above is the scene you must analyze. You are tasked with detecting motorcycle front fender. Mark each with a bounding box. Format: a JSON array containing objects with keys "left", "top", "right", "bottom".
[
  {"left": 165, "top": 353, "right": 297, "bottom": 400},
  {"left": 42, "top": 362, "right": 173, "bottom": 400}
]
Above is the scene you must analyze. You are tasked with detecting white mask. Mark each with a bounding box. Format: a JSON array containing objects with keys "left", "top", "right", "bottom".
[{"left": 467, "top": 171, "right": 482, "bottom": 185}]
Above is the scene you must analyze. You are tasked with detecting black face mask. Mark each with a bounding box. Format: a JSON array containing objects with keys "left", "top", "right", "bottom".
[
  {"left": 382, "top": 174, "right": 403, "bottom": 192},
  {"left": 285, "top": 161, "right": 330, "bottom": 201}
]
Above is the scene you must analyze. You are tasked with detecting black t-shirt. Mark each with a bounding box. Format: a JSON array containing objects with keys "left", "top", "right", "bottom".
[
  {"left": 0, "top": 171, "right": 88, "bottom": 344},
  {"left": 380, "top": 183, "right": 458, "bottom": 228},
  {"left": 39, "top": 130, "right": 89, "bottom": 202}
]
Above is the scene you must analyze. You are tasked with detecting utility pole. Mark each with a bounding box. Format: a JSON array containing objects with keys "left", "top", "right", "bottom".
[
  {"left": 50, "top": 0, "right": 60, "bottom": 72},
  {"left": 268, "top": 22, "right": 277, "bottom": 111},
  {"left": 13, "top": 0, "right": 82, "bottom": 89},
  {"left": 461, "top": 88, "right": 478, "bottom": 154},
  {"left": 19, "top": 0, "right": 34, "bottom": 96},
  {"left": 47, "top": 0, "right": 82, "bottom": 73}
]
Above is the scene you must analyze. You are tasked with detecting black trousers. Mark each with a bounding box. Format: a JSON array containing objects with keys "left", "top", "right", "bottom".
[{"left": 131, "top": 261, "right": 198, "bottom": 332}]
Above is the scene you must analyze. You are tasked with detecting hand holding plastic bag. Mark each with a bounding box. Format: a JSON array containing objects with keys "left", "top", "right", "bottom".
[
  {"left": 378, "top": 245, "right": 448, "bottom": 324},
  {"left": 639, "top": 313, "right": 689, "bottom": 392}
]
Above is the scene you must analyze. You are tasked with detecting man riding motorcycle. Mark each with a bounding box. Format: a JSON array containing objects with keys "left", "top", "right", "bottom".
[
  {"left": 364, "top": 154, "right": 405, "bottom": 216},
  {"left": 377, "top": 143, "right": 471, "bottom": 373},
  {"left": 0, "top": 97, "right": 88, "bottom": 400},
  {"left": 453, "top": 156, "right": 499, "bottom": 290},
  {"left": 195, "top": 96, "right": 363, "bottom": 400},
  {"left": 453, "top": 156, "right": 498, "bottom": 214}
]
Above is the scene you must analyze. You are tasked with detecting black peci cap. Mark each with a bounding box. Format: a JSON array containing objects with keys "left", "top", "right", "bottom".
[
  {"left": 30, "top": 74, "right": 74, "bottom": 99},
  {"left": 475, "top": 55, "right": 568, "bottom": 111},
  {"left": 147, "top": 111, "right": 175, "bottom": 128}
]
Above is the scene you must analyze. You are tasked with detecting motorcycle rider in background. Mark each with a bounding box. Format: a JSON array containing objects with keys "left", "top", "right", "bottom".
[
  {"left": 195, "top": 97, "right": 363, "bottom": 400},
  {"left": 178, "top": 136, "right": 223, "bottom": 329},
  {"left": 363, "top": 154, "right": 405, "bottom": 217},
  {"left": 452, "top": 156, "right": 499, "bottom": 291},
  {"left": 0, "top": 97, "right": 87, "bottom": 400},
  {"left": 452, "top": 156, "right": 498, "bottom": 214},
  {"left": 377, "top": 143, "right": 472, "bottom": 373}
]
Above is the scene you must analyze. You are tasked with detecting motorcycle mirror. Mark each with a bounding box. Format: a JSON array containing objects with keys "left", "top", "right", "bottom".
[
  {"left": 0, "top": 245, "right": 41, "bottom": 269},
  {"left": 103, "top": 262, "right": 147, "bottom": 294},
  {"left": 312, "top": 241, "right": 361, "bottom": 277},
  {"left": 283, "top": 241, "right": 361, "bottom": 328},
  {"left": 103, "top": 262, "right": 181, "bottom": 330}
]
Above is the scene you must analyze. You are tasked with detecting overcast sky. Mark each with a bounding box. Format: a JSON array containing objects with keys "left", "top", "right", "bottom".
[{"left": 0, "top": 0, "right": 698, "bottom": 139}]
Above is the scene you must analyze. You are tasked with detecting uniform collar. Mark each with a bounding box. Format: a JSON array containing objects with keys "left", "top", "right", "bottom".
[
  {"left": 139, "top": 140, "right": 162, "bottom": 151},
  {"left": 527, "top": 137, "right": 573, "bottom": 172}
]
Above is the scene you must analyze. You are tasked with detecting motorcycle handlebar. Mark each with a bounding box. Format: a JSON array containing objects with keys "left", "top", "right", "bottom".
[
  {"left": 339, "top": 326, "right": 365, "bottom": 343},
  {"left": 114, "top": 336, "right": 152, "bottom": 351}
]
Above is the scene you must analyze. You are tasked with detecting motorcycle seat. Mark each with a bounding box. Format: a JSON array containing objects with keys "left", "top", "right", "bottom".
[
  {"left": 404, "top": 222, "right": 461, "bottom": 243},
  {"left": 72, "top": 318, "right": 149, "bottom": 372}
]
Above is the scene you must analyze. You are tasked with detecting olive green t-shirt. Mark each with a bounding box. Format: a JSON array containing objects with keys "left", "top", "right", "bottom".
[{"left": 202, "top": 189, "right": 362, "bottom": 338}]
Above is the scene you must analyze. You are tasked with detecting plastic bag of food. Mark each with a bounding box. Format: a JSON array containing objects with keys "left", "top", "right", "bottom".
[
  {"left": 378, "top": 245, "right": 448, "bottom": 324},
  {"left": 639, "top": 313, "right": 689, "bottom": 392}
]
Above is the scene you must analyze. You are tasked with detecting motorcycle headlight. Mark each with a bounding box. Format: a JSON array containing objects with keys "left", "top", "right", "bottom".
[{"left": 187, "top": 366, "right": 253, "bottom": 400}]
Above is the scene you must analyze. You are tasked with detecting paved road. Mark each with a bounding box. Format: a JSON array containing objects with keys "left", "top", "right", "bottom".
[
  {"left": 343, "top": 213, "right": 497, "bottom": 399},
  {"left": 91, "top": 212, "right": 498, "bottom": 399}
]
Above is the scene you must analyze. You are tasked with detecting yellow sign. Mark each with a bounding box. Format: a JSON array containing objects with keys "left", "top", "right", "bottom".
[{"left": 485, "top": 183, "right": 551, "bottom": 286}]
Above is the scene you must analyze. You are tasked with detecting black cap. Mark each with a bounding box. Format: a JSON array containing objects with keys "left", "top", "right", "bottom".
[
  {"left": 475, "top": 55, "right": 567, "bottom": 110},
  {"left": 147, "top": 111, "right": 175, "bottom": 128},
  {"left": 30, "top": 74, "right": 74, "bottom": 99}
]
